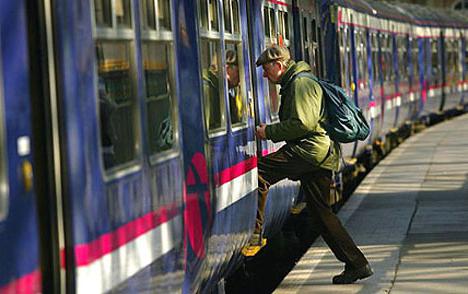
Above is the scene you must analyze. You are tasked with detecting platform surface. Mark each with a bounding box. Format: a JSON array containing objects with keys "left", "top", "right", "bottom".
[{"left": 275, "top": 113, "right": 468, "bottom": 294}]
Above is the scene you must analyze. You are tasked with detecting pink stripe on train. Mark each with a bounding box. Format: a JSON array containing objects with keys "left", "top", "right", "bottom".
[{"left": 0, "top": 270, "right": 41, "bottom": 294}]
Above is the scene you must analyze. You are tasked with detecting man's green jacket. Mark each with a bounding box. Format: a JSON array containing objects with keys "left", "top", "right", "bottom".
[{"left": 265, "top": 61, "right": 340, "bottom": 171}]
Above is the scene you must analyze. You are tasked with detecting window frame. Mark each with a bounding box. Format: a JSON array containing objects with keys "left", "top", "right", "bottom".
[
  {"left": 0, "top": 42, "right": 9, "bottom": 221},
  {"left": 198, "top": 0, "right": 227, "bottom": 137},
  {"left": 140, "top": 0, "right": 181, "bottom": 164},
  {"left": 91, "top": 0, "right": 142, "bottom": 179},
  {"left": 223, "top": 0, "right": 248, "bottom": 131}
]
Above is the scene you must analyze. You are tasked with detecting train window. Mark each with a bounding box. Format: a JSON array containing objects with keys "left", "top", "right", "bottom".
[
  {"left": 200, "top": 0, "right": 209, "bottom": 29},
  {"left": 411, "top": 38, "right": 419, "bottom": 86},
  {"left": 209, "top": 0, "right": 219, "bottom": 32},
  {"left": 311, "top": 19, "right": 317, "bottom": 43},
  {"left": 263, "top": 7, "right": 270, "bottom": 38},
  {"left": 96, "top": 41, "right": 138, "bottom": 169},
  {"left": 224, "top": 0, "right": 232, "bottom": 33},
  {"left": 142, "top": 42, "right": 176, "bottom": 154},
  {"left": 357, "top": 31, "right": 367, "bottom": 88},
  {"left": 142, "top": 0, "right": 156, "bottom": 29},
  {"left": 200, "top": 40, "right": 225, "bottom": 131},
  {"left": 279, "top": 11, "right": 289, "bottom": 41},
  {"left": 115, "top": 0, "right": 132, "bottom": 28},
  {"left": 223, "top": 0, "right": 246, "bottom": 127},
  {"left": 0, "top": 65, "right": 8, "bottom": 221},
  {"left": 269, "top": 8, "right": 276, "bottom": 40},
  {"left": 431, "top": 39, "right": 439, "bottom": 85},
  {"left": 303, "top": 17, "right": 309, "bottom": 64},
  {"left": 225, "top": 43, "right": 247, "bottom": 125},
  {"left": 140, "top": 1, "right": 178, "bottom": 157},
  {"left": 397, "top": 36, "right": 408, "bottom": 82},
  {"left": 232, "top": 0, "right": 240, "bottom": 34},
  {"left": 94, "top": 0, "right": 112, "bottom": 27},
  {"left": 157, "top": 0, "right": 171, "bottom": 30}
]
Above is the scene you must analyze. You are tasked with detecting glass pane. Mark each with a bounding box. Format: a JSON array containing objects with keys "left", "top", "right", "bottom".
[
  {"left": 278, "top": 11, "right": 284, "bottom": 40},
  {"left": 200, "top": 39, "right": 225, "bottom": 131},
  {"left": 283, "top": 12, "right": 289, "bottom": 40},
  {"left": 225, "top": 43, "right": 246, "bottom": 125},
  {"left": 94, "top": 0, "right": 112, "bottom": 27},
  {"left": 115, "top": 0, "right": 132, "bottom": 28},
  {"left": 142, "top": 0, "right": 156, "bottom": 30},
  {"left": 303, "top": 17, "right": 308, "bottom": 42},
  {"left": 232, "top": 0, "right": 240, "bottom": 33},
  {"left": 263, "top": 7, "right": 270, "bottom": 38},
  {"left": 224, "top": 0, "right": 232, "bottom": 33},
  {"left": 269, "top": 8, "right": 276, "bottom": 38},
  {"left": 158, "top": 0, "right": 171, "bottom": 30},
  {"left": 209, "top": 0, "right": 219, "bottom": 31},
  {"left": 142, "top": 42, "right": 176, "bottom": 153},
  {"left": 200, "top": 0, "right": 209, "bottom": 29},
  {"left": 96, "top": 41, "right": 137, "bottom": 169},
  {"left": 311, "top": 19, "right": 317, "bottom": 42}
]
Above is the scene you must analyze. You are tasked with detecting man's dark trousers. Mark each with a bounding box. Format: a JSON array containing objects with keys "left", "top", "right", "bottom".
[{"left": 255, "top": 146, "right": 369, "bottom": 269}]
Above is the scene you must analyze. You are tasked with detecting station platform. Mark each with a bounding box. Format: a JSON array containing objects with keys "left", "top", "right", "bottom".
[{"left": 275, "top": 113, "right": 468, "bottom": 294}]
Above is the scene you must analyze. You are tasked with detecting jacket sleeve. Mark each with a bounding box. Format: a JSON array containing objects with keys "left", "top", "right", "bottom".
[{"left": 265, "top": 77, "right": 323, "bottom": 142}]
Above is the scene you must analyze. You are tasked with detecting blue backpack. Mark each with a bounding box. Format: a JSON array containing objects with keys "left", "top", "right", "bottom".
[{"left": 297, "top": 72, "right": 370, "bottom": 143}]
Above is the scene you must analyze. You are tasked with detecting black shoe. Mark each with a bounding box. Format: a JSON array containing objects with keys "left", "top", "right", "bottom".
[{"left": 332, "top": 264, "right": 373, "bottom": 284}]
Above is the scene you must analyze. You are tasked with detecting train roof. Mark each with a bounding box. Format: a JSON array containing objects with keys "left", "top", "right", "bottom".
[
  {"left": 331, "top": 0, "right": 375, "bottom": 15},
  {"left": 366, "top": 1, "right": 413, "bottom": 24},
  {"left": 398, "top": 2, "right": 468, "bottom": 29}
]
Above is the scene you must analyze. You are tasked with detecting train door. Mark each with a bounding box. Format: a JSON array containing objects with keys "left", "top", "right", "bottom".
[
  {"left": 0, "top": 1, "right": 42, "bottom": 292},
  {"left": 196, "top": 0, "right": 258, "bottom": 289}
]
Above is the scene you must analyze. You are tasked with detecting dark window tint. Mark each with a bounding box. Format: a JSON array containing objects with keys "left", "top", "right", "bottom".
[
  {"left": 115, "top": 0, "right": 132, "bottom": 28},
  {"left": 94, "top": 0, "right": 112, "bottom": 27},
  {"left": 96, "top": 41, "right": 137, "bottom": 169},
  {"left": 142, "top": 42, "right": 176, "bottom": 153}
]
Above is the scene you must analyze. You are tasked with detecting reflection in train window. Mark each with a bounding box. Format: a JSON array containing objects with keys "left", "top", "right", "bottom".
[
  {"left": 398, "top": 36, "right": 408, "bottom": 82},
  {"left": 200, "top": 0, "right": 209, "bottom": 29},
  {"left": 303, "top": 17, "right": 309, "bottom": 64},
  {"left": 96, "top": 41, "right": 138, "bottom": 169},
  {"left": 431, "top": 39, "right": 439, "bottom": 85},
  {"left": 199, "top": 0, "right": 225, "bottom": 133},
  {"left": 356, "top": 30, "right": 367, "bottom": 87},
  {"left": 142, "top": 0, "right": 156, "bottom": 29},
  {"left": 94, "top": 0, "right": 112, "bottom": 27},
  {"left": 224, "top": 0, "right": 232, "bottom": 33},
  {"left": 140, "top": 0, "right": 177, "bottom": 155},
  {"left": 157, "top": 0, "right": 171, "bottom": 30},
  {"left": 142, "top": 42, "right": 176, "bottom": 153},
  {"left": 263, "top": 7, "right": 270, "bottom": 38},
  {"left": 411, "top": 37, "right": 419, "bottom": 87},
  {"left": 209, "top": 0, "right": 219, "bottom": 32},
  {"left": 224, "top": 0, "right": 246, "bottom": 127},
  {"left": 269, "top": 8, "right": 276, "bottom": 39},
  {"left": 225, "top": 43, "right": 246, "bottom": 126},
  {"left": 115, "top": 0, "right": 132, "bottom": 28},
  {"left": 232, "top": 0, "right": 240, "bottom": 34},
  {"left": 200, "top": 39, "right": 225, "bottom": 131}
]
